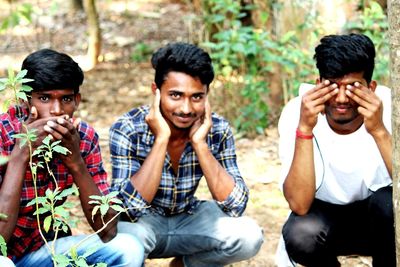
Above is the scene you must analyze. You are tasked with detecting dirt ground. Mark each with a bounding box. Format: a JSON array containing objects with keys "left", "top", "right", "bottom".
[{"left": 0, "top": 0, "right": 372, "bottom": 266}]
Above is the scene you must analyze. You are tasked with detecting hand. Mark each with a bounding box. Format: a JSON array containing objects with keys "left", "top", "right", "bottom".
[
  {"left": 298, "top": 80, "right": 338, "bottom": 133},
  {"left": 189, "top": 98, "right": 212, "bottom": 145},
  {"left": 345, "top": 82, "right": 385, "bottom": 136},
  {"left": 43, "top": 116, "right": 83, "bottom": 168},
  {"left": 145, "top": 89, "right": 170, "bottom": 142}
]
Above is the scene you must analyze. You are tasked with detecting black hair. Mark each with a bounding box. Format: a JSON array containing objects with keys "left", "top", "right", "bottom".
[
  {"left": 21, "top": 49, "right": 84, "bottom": 94},
  {"left": 151, "top": 42, "right": 214, "bottom": 89},
  {"left": 314, "top": 33, "right": 375, "bottom": 83}
]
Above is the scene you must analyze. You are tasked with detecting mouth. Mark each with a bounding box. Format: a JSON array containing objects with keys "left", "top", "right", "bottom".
[{"left": 175, "top": 116, "right": 194, "bottom": 123}]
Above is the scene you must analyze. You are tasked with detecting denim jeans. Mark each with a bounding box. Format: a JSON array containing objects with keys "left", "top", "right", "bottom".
[
  {"left": 282, "top": 186, "right": 395, "bottom": 267},
  {"left": 118, "top": 200, "right": 264, "bottom": 267},
  {"left": 13, "top": 233, "right": 144, "bottom": 267}
]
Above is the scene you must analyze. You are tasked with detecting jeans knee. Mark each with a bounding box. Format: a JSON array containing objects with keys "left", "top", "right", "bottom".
[
  {"left": 109, "top": 233, "right": 145, "bottom": 267},
  {"left": 283, "top": 215, "right": 328, "bottom": 259},
  {"left": 223, "top": 218, "right": 263, "bottom": 259}
]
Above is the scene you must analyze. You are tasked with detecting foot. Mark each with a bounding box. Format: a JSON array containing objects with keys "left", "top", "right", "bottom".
[{"left": 169, "top": 257, "right": 184, "bottom": 267}]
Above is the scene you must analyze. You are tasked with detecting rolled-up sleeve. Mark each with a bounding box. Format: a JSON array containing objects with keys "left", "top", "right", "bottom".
[
  {"left": 109, "top": 120, "right": 149, "bottom": 218},
  {"left": 214, "top": 126, "right": 249, "bottom": 216}
]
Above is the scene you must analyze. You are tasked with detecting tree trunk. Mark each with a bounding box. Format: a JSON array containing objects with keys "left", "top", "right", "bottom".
[
  {"left": 388, "top": 0, "right": 400, "bottom": 264},
  {"left": 83, "top": 0, "right": 101, "bottom": 69},
  {"left": 69, "top": 0, "right": 83, "bottom": 15}
]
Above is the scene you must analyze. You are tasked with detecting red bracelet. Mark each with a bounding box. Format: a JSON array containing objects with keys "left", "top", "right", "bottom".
[{"left": 296, "top": 128, "right": 313, "bottom": 139}]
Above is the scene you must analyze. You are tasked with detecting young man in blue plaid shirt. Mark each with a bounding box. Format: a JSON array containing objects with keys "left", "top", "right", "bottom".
[{"left": 110, "top": 42, "right": 263, "bottom": 267}]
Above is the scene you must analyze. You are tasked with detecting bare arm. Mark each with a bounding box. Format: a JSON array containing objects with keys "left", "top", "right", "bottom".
[
  {"left": 130, "top": 89, "right": 170, "bottom": 202},
  {"left": 283, "top": 81, "right": 338, "bottom": 215},
  {"left": 346, "top": 82, "right": 392, "bottom": 177},
  {"left": 190, "top": 100, "right": 234, "bottom": 201}
]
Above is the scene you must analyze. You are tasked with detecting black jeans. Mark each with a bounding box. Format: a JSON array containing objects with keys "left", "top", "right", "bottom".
[{"left": 282, "top": 186, "right": 394, "bottom": 267}]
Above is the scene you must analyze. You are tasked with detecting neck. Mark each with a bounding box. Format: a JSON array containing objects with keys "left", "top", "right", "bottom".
[{"left": 326, "top": 115, "right": 364, "bottom": 135}]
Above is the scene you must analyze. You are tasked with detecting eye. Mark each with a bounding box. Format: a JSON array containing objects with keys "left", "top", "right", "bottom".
[
  {"left": 39, "top": 96, "right": 49, "bottom": 102},
  {"left": 170, "top": 92, "right": 181, "bottom": 99},
  {"left": 62, "top": 96, "right": 73, "bottom": 103},
  {"left": 192, "top": 94, "right": 203, "bottom": 101}
]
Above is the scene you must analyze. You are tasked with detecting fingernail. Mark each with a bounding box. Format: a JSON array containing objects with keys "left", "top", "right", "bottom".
[
  {"left": 57, "top": 118, "right": 65, "bottom": 124},
  {"left": 44, "top": 125, "right": 52, "bottom": 132},
  {"left": 331, "top": 83, "right": 337, "bottom": 88},
  {"left": 324, "top": 80, "right": 330, "bottom": 85},
  {"left": 354, "top": 82, "right": 360, "bottom": 87},
  {"left": 346, "top": 85, "right": 352, "bottom": 90},
  {"left": 47, "top": 121, "right": 56, "bottom": 127}
]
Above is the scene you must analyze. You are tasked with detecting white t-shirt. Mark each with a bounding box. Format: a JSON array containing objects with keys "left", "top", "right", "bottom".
[{"left": 278, "top": 83, "right": 392, "bottom": 204}]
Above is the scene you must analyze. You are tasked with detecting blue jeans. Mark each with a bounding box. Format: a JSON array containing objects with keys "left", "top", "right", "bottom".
[
  {"left": 13, "top": 233, "right": 144, "bottom": 267},
  {"left": 118, "top": 200, "right": 264, "bottom": 267}
]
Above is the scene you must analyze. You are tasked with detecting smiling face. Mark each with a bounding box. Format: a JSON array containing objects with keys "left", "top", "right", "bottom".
[
  {"left": 321, "top": 72, "right": 375, "bottom": 133},
  {"left": 156, "top": 71, "right": 207, "bottom": 131},
  {"left": 29, "top": 89, "right": 81, "bottom": 119}
]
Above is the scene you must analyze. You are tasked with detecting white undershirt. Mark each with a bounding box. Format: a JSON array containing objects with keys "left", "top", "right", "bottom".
[{"left": 278, "top": 83, "right": 392, "bottom": 204}]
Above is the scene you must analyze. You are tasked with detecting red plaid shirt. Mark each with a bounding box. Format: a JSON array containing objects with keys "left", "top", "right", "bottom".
[{"left": 0, "top": 106, "right": 109, "bottom": 259}]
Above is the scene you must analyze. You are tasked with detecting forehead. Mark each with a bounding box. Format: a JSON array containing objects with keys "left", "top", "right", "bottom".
[
  {"left": 324, "top": 72, "right": 366, "bottom": 84},
  {"left": 32, "top": 89, "right": 76, "bottom": 96},
  {"left": 162, "top": 71, "right": 207, "bottom": 93}
]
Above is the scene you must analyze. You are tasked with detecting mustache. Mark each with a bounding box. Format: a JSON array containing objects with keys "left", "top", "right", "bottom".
[{"left": 173, "top": 112, "right": 196, "bottom": 118}]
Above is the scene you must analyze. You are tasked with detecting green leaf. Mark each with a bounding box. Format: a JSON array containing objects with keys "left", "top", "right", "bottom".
[
  {"left": 88, "top": 200, "right": 100, "bottom": 205},
  {"left": 106, "top": 191, "right": 119, "bottom": 198},
  {"left": 16, "top": 91, "right": 28, "bottom": 101},
  {"left": 0, "top": 155, "right": 8, "bottom": 166},
  {"left": 110, "top": 198, "right": 123, "bottom": 205},
  {"left": 20, "top": 85, "right": 33, "bottom": 92},
  {"left": 57, "top": 187, "right": 78, "bottom": 199},
  {"left": 52, "top": 145, "right": 70, "bottom": 155},
  {"left": 45, "top": 188, "right": 54, "bottom": 200},
  {"left": 100, "top": 204, "right": 109, "bottom": 216},
  {"left": 43, "top": 215, "right": 52, "bottom": 232},
  {"left": 111, "top": 205, "right": 125, "bottom": 213},
  {"left": 91, "top": 205, "right": 100, "bottom": 222},
  {"left": 89, "top": 195, "right": 103, "bottom": 201},
  {"left": 54, "top": 206, "right": 69, "bottom": 218},
  {"left": 15, "top": 69, "right": 27, "bottom": 80},
  {"left": 0, "top": 213, "right": 8, "bottom": 221},
  {"left": 42, "top": 135, "right": 51, "bottom": 146},
  {"left": 33, "top": 207, "right": 49, "bottom": 215}
]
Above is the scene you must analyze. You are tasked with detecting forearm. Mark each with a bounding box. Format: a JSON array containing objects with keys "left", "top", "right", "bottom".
[
  {"left": 192, "top": 142, "right": 235, "bottom": 201},
  {"left": 130, "top": 138, "right": 168, "bottom": 203},
  {"left": 0, "top": 150, "right": 28, "bottom": 241},
  {"left": 283, "top": 138, "right": 316, "bottom": 215},
  {"left": 372, "top": 128, "right": 392, "bottom": 178}
]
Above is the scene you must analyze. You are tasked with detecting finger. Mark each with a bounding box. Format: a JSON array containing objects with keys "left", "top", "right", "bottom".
[
  {"left": 45, "top": 120, "right": 69, "bottom": 138},
  {"left": 153, "top": 89, "right": 161, "bottom": 109},
  {"left": 26, "top": 106, "right": 38, "bottom": 124},
  {"left": 43, "top": 124, "right": 63, "bottom": 140},
  {"left": 72, "top": 117, "right": 81, "bottom": 129},
  {"left": 306, "top": 82, "right": 338, "bottom": 102},
  {"left": 204, "top": 98, "right": 211, "bottom": 121},
  {"left": 345, "top": 86, "right": 379, "bottom": 109}
]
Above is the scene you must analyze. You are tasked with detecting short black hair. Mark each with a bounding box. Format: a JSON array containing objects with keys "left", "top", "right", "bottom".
[
  {"left": 21, "top": 49, "right": 84, "bottom": 94},
  {"left": 314, "top": 33, "right": 375, "bottom": 83},
  {"left": 151, "top": 42, "right": 214, "bottom": 89}
]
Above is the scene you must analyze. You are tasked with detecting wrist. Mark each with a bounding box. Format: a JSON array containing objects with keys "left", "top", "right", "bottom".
[{"left": 296, "top": 128, "right": 313, "bottom": 140}]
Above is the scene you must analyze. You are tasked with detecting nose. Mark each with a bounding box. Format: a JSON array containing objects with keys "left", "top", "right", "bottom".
[
  {"left": 50, "top": 100, "right": 64, "bottom": 115},
  {"left": 180, "top": 98, "right": 192, "bottom": 114},
  {"left": 335, "top": 84, "right": 349, "bottom": 103}
]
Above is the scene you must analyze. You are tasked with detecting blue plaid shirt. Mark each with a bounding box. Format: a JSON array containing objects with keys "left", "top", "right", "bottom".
[{"left": 109, "top": 105, "right": 248, "bottom": 219}]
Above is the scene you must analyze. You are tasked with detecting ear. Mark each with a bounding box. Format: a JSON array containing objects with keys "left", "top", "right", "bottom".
[
  {"left": 151, "top": 82, "right": 158, "bottom": 95},
  {"left": 369, "top": 80, "right": 377, "bottom": 92},
  {"left": 74, "top": 93, "right": 81, "bottom": 109}
]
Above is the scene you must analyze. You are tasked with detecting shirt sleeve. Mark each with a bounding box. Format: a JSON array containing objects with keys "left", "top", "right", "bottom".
[
  {"left": 109, "top": 119, "right": 149, "bottom": 219},
  {"left": 213, "top": 124, "right": 249, "bottom": 217},
  {"left": 79, "top": 123, "right": 109, "bottom": 195},
  {"left": 277, "top": 97, "right": 300, "bottom": 191}
]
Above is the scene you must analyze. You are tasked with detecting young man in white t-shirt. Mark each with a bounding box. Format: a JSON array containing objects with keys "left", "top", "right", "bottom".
[{"left": 278, "top": 33, "right": 393, "bottom": 266}]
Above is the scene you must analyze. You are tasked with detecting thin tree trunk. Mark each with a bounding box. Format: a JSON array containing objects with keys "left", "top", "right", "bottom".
[
  {"left": 69, "top": 0, "right": 83, "bottom": 15},
  {"left": 83, "top": 0, "right": 101, "bottom": 69},
  {"left": 388, "top": 0, "right": 400, "bottom": 264}
]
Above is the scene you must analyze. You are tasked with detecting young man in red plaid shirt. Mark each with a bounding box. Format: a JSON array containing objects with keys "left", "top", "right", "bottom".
[{"left": 0, "top": 49, "right": 144, "bottom": 266}]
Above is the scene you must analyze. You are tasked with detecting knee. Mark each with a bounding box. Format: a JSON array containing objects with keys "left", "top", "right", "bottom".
[
  {"left": 110, "top": 233, "right": 145, "bottom": 267},
  {"left": 224, "top": 217, "right": 264, "bottom": 259},
  {"left": 282, "top": 215, "right": 327, "bottom": 258},
  {"left": 369, "top": 186, "right": 393, "bottom": 220}
]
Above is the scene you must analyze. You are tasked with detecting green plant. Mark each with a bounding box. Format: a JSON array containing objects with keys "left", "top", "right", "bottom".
[
  {"left": 130, "top": 42, "right": 153, "bottom": 63},
  {"left": 0, "top": 3, "right": 33, "bottom": 33}
]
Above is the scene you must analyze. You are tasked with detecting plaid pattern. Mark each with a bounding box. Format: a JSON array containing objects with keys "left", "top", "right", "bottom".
[
  {"left": 110, "top": 105, "right": 248, "bottom": 220},
  {"left": 0, "top": 105, "right": 109, "bottom": 259}
]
